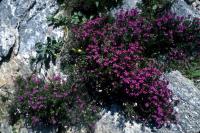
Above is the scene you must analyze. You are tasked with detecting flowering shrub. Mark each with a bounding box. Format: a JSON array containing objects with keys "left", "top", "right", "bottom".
[
  {"left": 13, "top": 74, "right": 100, "bottom": 132},
  {"left": 74, "top": 10, "right": 200, "bottom": 60},
  {"left": 123, "top": 67, "right": 176, "bottom": 128},
  {"left": 148, "top": 13, "right": 200, "bottom": 59},
  {"left": 71, "top": 9, "right": 180, "bottom": 128}
]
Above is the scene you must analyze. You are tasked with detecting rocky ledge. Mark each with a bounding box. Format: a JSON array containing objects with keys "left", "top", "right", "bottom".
[
  {"left": 171, "top": 0, "right": 200, "bottom": 18},
  {"left": 0, "top": 0, "right": 64, "bottom": 88},
  {"left": 185, "top": 0, "right": 200, "bottom": 11}
]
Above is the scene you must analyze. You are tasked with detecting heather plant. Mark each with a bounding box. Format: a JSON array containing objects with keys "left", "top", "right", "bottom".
[
  {"left": 71, "top": 9, "right": 179, "bottom": 128},
  {"left": 65, "top": 8, "right": 200, "bottom": 128},
  {"left": 74, "top": 9, "right": 200, "bottom": 60},
  {"left": 12, "top": 74, "right": 100, "bottom": 132},
  {"left": 147, "top": 13, "right": 200, "bottom": 59}
]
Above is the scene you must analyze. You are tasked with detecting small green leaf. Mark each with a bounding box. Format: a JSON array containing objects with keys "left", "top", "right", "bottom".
[
  {"left": 152, "top": 5, "right": 157, "bottom": 10},
  {"left": 95, "top": 1, "right": 99, "bottom": 7}
]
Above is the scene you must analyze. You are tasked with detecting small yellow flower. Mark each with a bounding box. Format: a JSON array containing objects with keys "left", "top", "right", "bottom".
[{"left": 77, "top": 49, "right": 82, "bottom": 53}]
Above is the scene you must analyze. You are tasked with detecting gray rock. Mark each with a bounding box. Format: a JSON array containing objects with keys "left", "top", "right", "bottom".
[
  {"left": 0, "top": 25, "right": 18, "bottom": 61},
  {"left": 185, "top": 0, "right": 196, "bottom": 4},
  {"left": 0, "top": 0, "right": 64, "bottom": 132},
  {"left": 0, "top": 120, "right": 13, "bottom": 133},
  {"left": 163, "top": 71, "right": 200, "bottom": 133},
  {"left": 111, "top": 0, "right": 141, "bottom": 15},
  {"left": 95, "top": 71, "right": 200, "bottom": 133},
  {"left": 171, "top": 0, "right": 200, "bottom": 18},
  {"left": 95, "top": 110, "right": 152, "bottom": 133},
  {"left": 0, "top": 0, "right": 63, "bottom": 58},
  {"left": 121, "top": 0, "right": 141, "bottom": 10},
  {"left": 0, "top": 120, "right": 57, "bottom": 133}
]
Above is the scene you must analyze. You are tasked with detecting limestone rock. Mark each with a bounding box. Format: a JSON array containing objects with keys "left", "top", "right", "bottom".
[
  {"left": 0, "top": 25, "right": 18, "bottom": 61},
  {"left": 162, "top": 71, "right": 200, "bottom": 133},
  {"left": 95, "top": 110, "right": 152, "bottom": 133},
  {"left": 111, "top": 0, "right": 141, "bottom": 15},
  {"left": 0, "top": 0, "right": 64, "bottom": 89},
  {"left": 0, "top": 0, "right": 64, "bottom": 132},
  {"left": 171, "top": 0, "right": 200, "bottom": 18},
  {"left": 0, "top": 0, "right": 64, "bottom": 57}
]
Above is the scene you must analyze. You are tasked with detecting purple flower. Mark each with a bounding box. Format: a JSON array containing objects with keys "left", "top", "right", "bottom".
[
  {"left": 31, "top": 75, "right": 41, "bottom": 84},
  {"left": 18, "top": 96, "right": 24, "bottom": 102},
  {"left": 32, "top": 116, "right": 39, "bottom": 125},
  {"left": 53, "top": 74, "right": 61, "bottom": 81}
]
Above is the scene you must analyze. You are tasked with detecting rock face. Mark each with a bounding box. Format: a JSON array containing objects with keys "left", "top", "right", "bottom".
[
  {"left": 121, "top": 0, "right": 141, "bottom": 10},
  {"left": 95, "top": 109, "right": 152, "bottom": 133},
  {"left": 163, "top": 71, "right": 200, "bottom": 133},
  {"left": 95, "top": 71, "right": 200, "bottom": 133},
  {"left": 0, "top": 0, "right": 64, "bottom": 86},
  {"left": 0, "top": 0, "right": 63, "bottom": 132},
  {"left": 0, "top": 0, "right": 63, "bottom": 55},
  {"left": 111, "top": 0, "right": 141, "bottom": 15},
  {"left": 0, "top": 25, "right": 18, "bottom": 61},
  {"left": 171, "top": 0, "right": 200, "bottom": 18}
]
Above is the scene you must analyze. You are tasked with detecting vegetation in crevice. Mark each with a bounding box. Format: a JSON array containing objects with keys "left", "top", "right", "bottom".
[
  {"left": 9, "top": 0, "right": 200, "bottom": 132},
  {"left": 30, "top": 37, "right": 64, "bottom": 71}
]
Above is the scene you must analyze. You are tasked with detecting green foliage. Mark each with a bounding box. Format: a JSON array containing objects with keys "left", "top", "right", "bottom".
[
  {"left": 137, "top": 0, "right": 174, "bottom": 19},
  {"left": 187, "top": 69, "right": 200, "bottom": 79},
  {"left": 165, "top": 57, "right": 200, "bottom": 79},
  {"left": 181, "top": 59, "right": 200, "bottom": 79},
  {"left": 61, "top": 0, "right": 123, "bottom": 17},
  {"left": 71, "top": 12, "right": 93, "bottom": 25},
  {"left": 48, "top": 12, "right": 92, "bottom": 27},
  {"left": 0, "top": 95, "right": 9, "bottom": 103},
  {"left": 47, "top": 16, "right": 69, "bottom": 27},
  {"left": 30, "top": 37, "right": 63, "bottom": 70}
]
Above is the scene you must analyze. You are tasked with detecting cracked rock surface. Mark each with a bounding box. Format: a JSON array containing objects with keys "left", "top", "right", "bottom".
[
  {"left": 0, "top": 0, "right": 63, "bottom": 58},
  {"left": 0, "top": 0, "right": 63, "bottom": 86},
  {"left": 171, "top": 0, "right": 200, "bottom": 18},
  {"left": 0, "top": 25, "right": 18, "bottom": 61}
]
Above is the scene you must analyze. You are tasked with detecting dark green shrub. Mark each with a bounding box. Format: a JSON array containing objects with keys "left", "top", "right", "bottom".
[
  {"left": 61, "top": 0, "right": 123, "bottom": 17},
  {"left": 137, "top": 0, "right": 174, "bottom": 19}
]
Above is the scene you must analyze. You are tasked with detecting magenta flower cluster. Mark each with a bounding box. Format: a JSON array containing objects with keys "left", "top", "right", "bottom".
[
  {"left": 150, "top": 12, "right": 200, "bottom": 59},
  {"left": 73, "top": 9, "right": 179, "bottom": 128},
  {"left": 16, "top": 74, "right": 70, "bottom": 126},
  {"left": 123, "top": 67, "right": 175, "bottom": 127},
  {"left": 15, "top": 74, "right": 99, "bottom": 129},
  {"left": 75, "top": 10, "right": 200, "bottom": 60}
]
